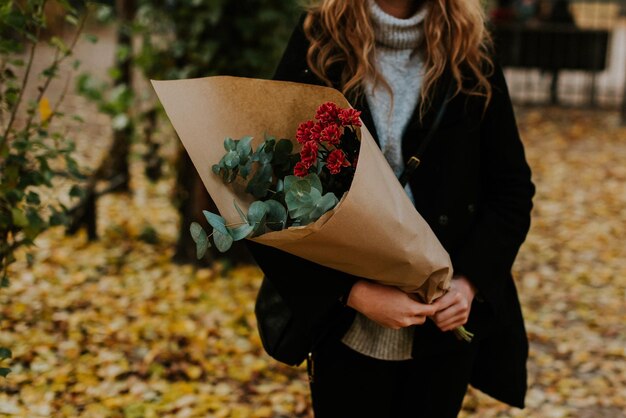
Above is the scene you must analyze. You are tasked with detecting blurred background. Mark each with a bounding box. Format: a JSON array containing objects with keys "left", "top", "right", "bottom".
[{"left": 0, "top": 0, "right": 624, "bottom": 416}]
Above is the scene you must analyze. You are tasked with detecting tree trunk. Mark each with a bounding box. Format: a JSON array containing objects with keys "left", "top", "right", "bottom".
[{"left": 65, "top": 0, "right": 135, "bottom": 239}]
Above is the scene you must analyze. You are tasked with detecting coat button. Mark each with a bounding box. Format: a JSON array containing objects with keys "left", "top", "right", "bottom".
[
  {"left": 467, "top": 204, "right": 476, "bottom": 213},
  {"left": 438, "top": 214, "right": 449, "bottom": 226},
  {"left": 303, "top": 68, "right": 310, "bottom": 74}
]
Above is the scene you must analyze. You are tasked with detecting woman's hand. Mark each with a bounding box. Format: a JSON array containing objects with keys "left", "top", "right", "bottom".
[
  {"left": 431, "top": 275, "right": 477, "bottom": 332},
  {"left": 346, "top": 280, "right": 437, "bottom": 329}
]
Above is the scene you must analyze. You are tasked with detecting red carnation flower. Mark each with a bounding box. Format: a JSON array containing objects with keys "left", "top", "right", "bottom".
[
  {"left": 296, "top": 120, "right": 316, "bottom": 144},
  {"left": 294, "top": 161, "right": 309, "bottom": 177},
  {"left": 326, "top": 149, "right": 350, "bottom": 175},
  {"left": 309, "top": 122, "right": 323, "bottom": 142},
  {"left": 315, "top": 102, "right": 340, "bottom": 125},
  {"left": 339, "top": 108, "right": 362, "bottom": 127},
  {"left": 300, "top": 140, "right": 319, "bottom": 169},
  {"left": 320, "top": 123, "right": 343, "bottom": 145}
]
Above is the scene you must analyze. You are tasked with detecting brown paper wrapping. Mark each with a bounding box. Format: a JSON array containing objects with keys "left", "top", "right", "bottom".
[{"left": 151, "top": 76, "right": 452, "bottom": 303}]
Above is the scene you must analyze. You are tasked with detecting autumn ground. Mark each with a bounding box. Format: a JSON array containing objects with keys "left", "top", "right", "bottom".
[
  {"left": 1, "top": 104, "right": 625, "bottom": 417},
  {"left": 2, "top": 25, "right": 626, "bottom": 418}
]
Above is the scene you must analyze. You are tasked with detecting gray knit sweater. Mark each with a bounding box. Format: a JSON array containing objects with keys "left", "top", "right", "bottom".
[{"left": 340, "top": 0, "right": 427, "bottom": 361}]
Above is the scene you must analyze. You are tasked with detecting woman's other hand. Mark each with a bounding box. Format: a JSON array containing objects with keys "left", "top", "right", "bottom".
[
  {"left": 346, "top": 280, "right": 437, "bottom": 329},
  {"left": 431, "top": 275, "right": 477, "bottom": 332}
]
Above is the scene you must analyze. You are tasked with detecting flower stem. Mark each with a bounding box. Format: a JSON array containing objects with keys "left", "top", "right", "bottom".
[{"left": 453, "top": 326, "right": 474, "bottom": 342}]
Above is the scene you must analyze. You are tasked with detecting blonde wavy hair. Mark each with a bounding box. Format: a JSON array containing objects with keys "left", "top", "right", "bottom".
[{"left": 303, "top": 0, "right": 494, "bottom": 118}]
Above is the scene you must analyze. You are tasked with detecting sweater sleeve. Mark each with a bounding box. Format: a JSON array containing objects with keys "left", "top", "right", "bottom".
[
  {"left": 451, "top": 61, "right": 535, "bottom": 318},
  {"left": 244, "top": 13, "right": 359, "bottom": 335}
]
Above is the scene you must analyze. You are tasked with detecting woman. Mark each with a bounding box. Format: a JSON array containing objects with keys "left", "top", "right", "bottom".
[{"left": 246, "top": 0, "right": 535, "bottom": 416}]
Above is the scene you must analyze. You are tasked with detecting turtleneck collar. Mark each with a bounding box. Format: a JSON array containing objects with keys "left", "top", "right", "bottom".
[{"left": 368, "top": 0, "right": 427, "bottom": 49}]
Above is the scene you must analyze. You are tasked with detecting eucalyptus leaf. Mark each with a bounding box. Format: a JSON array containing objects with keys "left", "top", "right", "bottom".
[
  {"left": 190, "top": 222, "right": 210, "bottom": 259},
  {"left": 228, "top": 224, "right": 254, "bottom": 240},
  {"left": 223, "top": 151, "right": 240, "bottom": 169},
  {"left": 309, "top": 192, "right": 339, "bottom": 221},
  {"left": 306, "top": 173, "right": 323, "bottom": 194},
  {"left": 265, "top": 200, "right": 287, "bottom": 230},
  {"left": 233, "top": 200, "right": 248, "bottom": 223},
  {"left": 246, "top": 164, "right": 273, "bottom": 198},
  {"left": 273, "top": 138, "right": 293, "bottom": 165},
  {"left": 248, "top": 201, "right": 268, "bottom": 234},
  {"left": 224, "top": 137, "right": 236, "bottom": 151},
  {"left": 248, "top": 201, "right": 268, "bottom": 224},
  {"left": 275, "top": 138, "right": 293, "bottom": 155},
  {"left": 283, "top": 175, "right": 298, "bottom": 192},
  {"left": 213, "top": 227, "right": 234, "bottom": 252},
  {"left": 236, "top": 136, "right": 253, "bottom": 157},
  {"left": 202, "top": 210, "right": 228, "bottom": 235},
  {"left": 239, "top": 159, "right": 253, "bottom": 179}
]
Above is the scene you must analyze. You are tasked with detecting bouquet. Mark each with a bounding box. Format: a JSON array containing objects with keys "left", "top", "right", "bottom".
[
  {"left": 151, "top": 76, "right": 473, "bottom": 341},
  {"left": 189, "top": 101, "right": 361, "bottom": 253}
]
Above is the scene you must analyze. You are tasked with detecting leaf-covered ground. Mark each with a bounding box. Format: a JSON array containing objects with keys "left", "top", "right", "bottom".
[{"left": 1, "top": 108, "right": 625, "bottom": 417}]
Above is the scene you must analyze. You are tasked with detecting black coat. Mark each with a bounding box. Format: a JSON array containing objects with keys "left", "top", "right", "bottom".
[{"left": 246, "top": 14, "right": 535, "bottom": 408}]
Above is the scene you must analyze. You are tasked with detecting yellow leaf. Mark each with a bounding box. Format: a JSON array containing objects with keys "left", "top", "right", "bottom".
[{"left": 39, "top": 97, "right": 52, "bottom": 123}]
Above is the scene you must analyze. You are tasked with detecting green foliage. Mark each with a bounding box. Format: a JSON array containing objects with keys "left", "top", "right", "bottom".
[
  {"left": 284, "top": 174, "right": 338, "bottom": 225},
  {"left": 75, "top": 73, "right": 134, "bottom": 132},
  {"left": 192, "top": 136, "right": 339, "bottom": 256},
  {"left": 0, "top": 0, "right": 88, "bottom": 377},
  {"left": 134, "top": 0, "right": 300, "bottom": 80}
]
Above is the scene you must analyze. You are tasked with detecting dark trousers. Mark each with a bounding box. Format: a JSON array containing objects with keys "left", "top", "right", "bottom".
[{"left": 308, "top": 312, "right": 488, "bottom": 418}]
